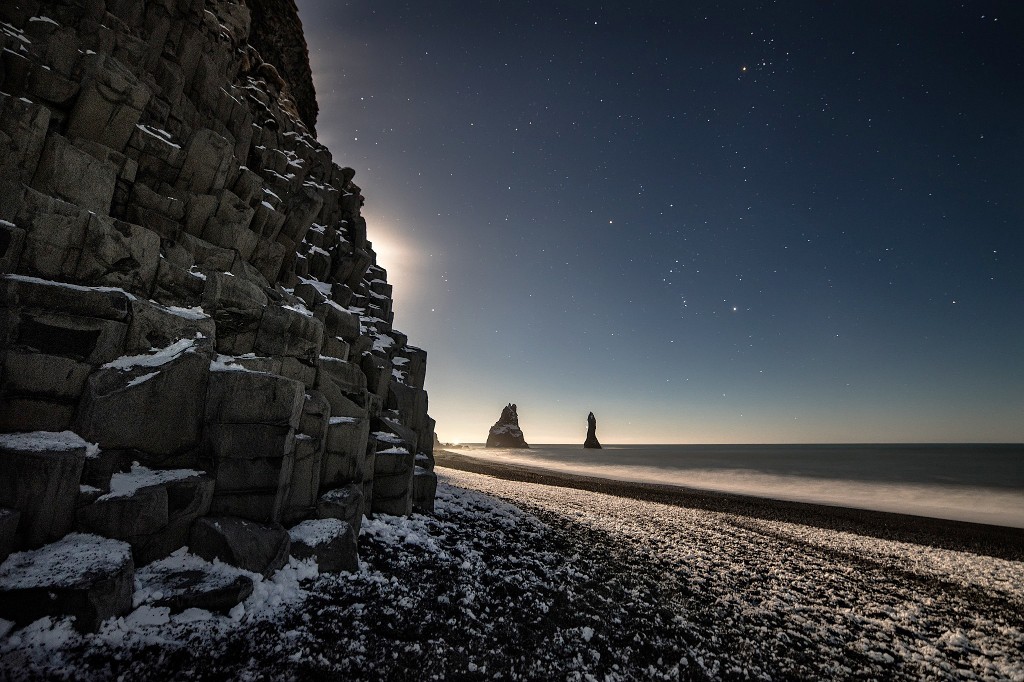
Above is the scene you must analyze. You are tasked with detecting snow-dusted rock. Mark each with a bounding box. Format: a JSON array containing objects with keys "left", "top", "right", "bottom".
[
  {"left": 0, "top": 533, "right": 133, "bottom": 632},
  {"left": 205, "top": 367, "right": 304, "bottom": 427},
  {"left": 201, "top": 271, "right": 267, "bottom": 355},
  {"left": 134, "top": 550, "right": 254, "bottom": 614},
  {"left": 190, "top": 516, "right": 290, "bottom": 577},
  {"left": 412, "top": 467, "right": 438, "bottom": 514},
  {"left": 316, "top": 484, "right": 363, "bottom": 536},
  {"left": 76, "top": 484, "right": 168, "bottom": 539},
  {"left": 131, "top": 472, "right": 215, "bottom": 565},
  {"left": 372, "top": 448, "right": 415, "bottom": 516},
  {"left": 0, "top": 431, "right": 90, "bottom": 547},
  {"left": 315, "top": 356, "right": 367, "bottom": 416},
  {"left": 313, "top": 300, "right": 359, "bottom": 340},
  {"left": 73, "top": 464, "right": 213, "bottom": 565},
  {"left": 253, "top": 303, "right": 324, "bottom": 361},
  {"left": 321, "top": 415, "right": 371, "bottom": 488},
  {"left": 79, "top": 448, "right": 132, "bottom": 493},
  {"left": 74, "top": 343, "right": 210, "bottom": 465},
  {"left": 360, "top": 352, "right": 392, "bottom": 400},
  {"left": 485, "top": 403, "right": 529, "bottom": 448},
  {"left": 123, "top": 298, "right": 215, "bottom": 354},
  {"left": 288, "top": 518, "right": 357, "bottom": 573}
]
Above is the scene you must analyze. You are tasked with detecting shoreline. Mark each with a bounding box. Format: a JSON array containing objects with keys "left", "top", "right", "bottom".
[{"left": 434, "top": 449, "right": 1024, "bottom": 561}]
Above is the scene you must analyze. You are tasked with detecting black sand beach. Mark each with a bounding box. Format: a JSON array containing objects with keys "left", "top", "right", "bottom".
[
  {"left": 4, "top": 465, "right": 1023, "bottom": 680},
  {"left": 435, "top": 450, "right": 1024, "bottom": 561}
]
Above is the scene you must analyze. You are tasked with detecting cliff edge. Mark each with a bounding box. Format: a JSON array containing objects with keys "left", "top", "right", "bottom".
[{"left": 0, "top": 0, "right": 434, "bottom": 628}]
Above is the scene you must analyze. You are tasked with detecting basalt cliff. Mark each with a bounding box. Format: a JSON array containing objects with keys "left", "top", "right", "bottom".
[{"left": 0, "top": 0, "right": 434, "bottom": 630}]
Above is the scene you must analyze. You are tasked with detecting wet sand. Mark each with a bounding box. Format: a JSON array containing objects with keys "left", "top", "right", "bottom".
[{"left": 434, "top": 449, "right": 1024, "bottom": 561}]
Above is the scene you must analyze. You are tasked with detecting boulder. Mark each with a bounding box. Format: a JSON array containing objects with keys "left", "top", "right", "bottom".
[
  {"left": 0, "top": 533, "right": 133, "bottom": 632},
  {"left": 0, "top": 93, "right": 51, "bottom": 192},
  {"left": 201, "top": 189, "right": 257, "bottom": 259},
  {"left": 135, "top": 550, "right": 254, "bottom": 614},
  {"left": 190, "top": 516, "right": 290, "bottom": 577},
  {"left": 0, "top": 431, "right": 90, "bottom": 547},
  {"left": 1, "top": 349, "right": 93, "bottom": 402},
  {"left": 151, "top": 259, "right": 206, "bottom": 308},
  {"left": 485, "top": 403, "right": 530, "bottom": 448},
  {"left": 360, "top": 352, "right": 392, "bottom": 400},
  {"left": 206, "top": 422, "right": 295, "bottom": 524},
  {"left": 316, "top": 484, "right": 363, "bottom": 536},
  {"left": 80, "top": 449, "right": 132, "bottom": 493},
  {"left": 313, "top": 300, "right": 359, "bottom": 341},
  {"left": 316, "top": 356, "right": 366, "bottom": 396},
  {"left": 288, "top": 518, "right": 357, "bottom": 573},
  {"left": 321, "top": 335, "right": 350, "bottom": 361},
  {"left": 395, "top": 346, "right": 427, "bottom": 390}
]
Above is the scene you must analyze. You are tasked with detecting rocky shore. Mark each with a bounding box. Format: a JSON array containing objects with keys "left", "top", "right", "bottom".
[{"left": 3, "top": 467, "right": 1021, "bottom": 681}]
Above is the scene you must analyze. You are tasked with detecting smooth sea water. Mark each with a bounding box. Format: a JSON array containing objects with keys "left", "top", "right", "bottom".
[{"left": 447, "top": 443, "right": 1024, "bottom": 528}]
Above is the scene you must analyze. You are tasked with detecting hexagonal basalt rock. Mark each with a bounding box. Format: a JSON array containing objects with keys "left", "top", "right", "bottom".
[
  {"left": 288, "top": 518, "right": 357, "bottom": 573},
  {"left": 0, "top": 533, "right": 133, "bottom": 633},
  {"left": 74, "top": 341, "right": 210, "bottom": 466},
  {"left": 0, "top": 431, "right": 92, "bottom": 548},
  {"left": 134, "top": 550, "right": 254, "bottom": 614},
  {"left": 190, "top": 516, "right": 290, "bottom": 577}
]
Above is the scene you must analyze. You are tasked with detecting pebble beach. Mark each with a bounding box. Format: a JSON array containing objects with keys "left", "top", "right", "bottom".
[{"left": 2, "top": 461, "right": 1022, "bottom": 681}]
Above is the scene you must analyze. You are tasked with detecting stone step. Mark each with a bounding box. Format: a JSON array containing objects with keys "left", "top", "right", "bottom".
[
  {"left": 134, "top": 550, "right": 254, "bottom": 614},
  {"left": 0, "top": 533, "right": 133, "bottom": 633}
]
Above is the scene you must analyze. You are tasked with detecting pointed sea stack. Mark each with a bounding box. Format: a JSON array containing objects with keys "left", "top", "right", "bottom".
[
  {"left": 584, "top": 412, "right": 602, "bottom": 449},
  {"left": 485, "top": 403, "right": 529, "bottom": 448}
]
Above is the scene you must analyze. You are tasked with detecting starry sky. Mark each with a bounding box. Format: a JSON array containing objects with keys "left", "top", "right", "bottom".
[{"left": 298, "top": 1, "right": 1023, "bottom": 444}]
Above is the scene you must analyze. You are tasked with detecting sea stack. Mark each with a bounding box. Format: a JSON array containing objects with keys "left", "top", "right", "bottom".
[
  {"left": 485, "top": 404, "right": 530, "bottom": 448},
  {"left": 584, "top": 412, "right": 602, "bottom": 449}
]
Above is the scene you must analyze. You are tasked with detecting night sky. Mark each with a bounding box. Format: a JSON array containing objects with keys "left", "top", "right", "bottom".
[{"left": 298, "top": 1, "right": 1023, "bottom": 444}]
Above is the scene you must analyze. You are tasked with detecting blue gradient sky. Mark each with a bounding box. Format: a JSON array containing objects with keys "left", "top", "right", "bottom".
[{"left": 298, "top": 1, "right": 1023, "bottom": 444}]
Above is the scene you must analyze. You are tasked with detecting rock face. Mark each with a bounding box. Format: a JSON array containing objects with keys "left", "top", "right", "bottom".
[
  {"left": 244, "top": 0, "right": 318, "bottom": 133},
  {"left": 584, "top": 412, "right": 602, "bottom": 449},
  {"left": 0, "top": 0, "right": 437, "bottom": 629},
  {"left": 485, "top": 403, "right": 529, "bottom": 448}
]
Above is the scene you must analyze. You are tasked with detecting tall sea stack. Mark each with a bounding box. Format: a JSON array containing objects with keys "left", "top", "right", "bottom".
[
  {"left": 485, "top": 403, "right": 529, "bottom": 448},
  {"left": 584, "top": 412, "right": 602, "bottom": 449}
]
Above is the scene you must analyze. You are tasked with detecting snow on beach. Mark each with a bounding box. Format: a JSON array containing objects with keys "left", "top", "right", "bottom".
[{"left": 1, "top": 470, "right": 1022, "bottom": 681}]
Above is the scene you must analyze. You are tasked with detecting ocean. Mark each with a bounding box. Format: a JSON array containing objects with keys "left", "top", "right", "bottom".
[{"left": 444, "top": 443, "right": 1024, "bottom": 528}]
